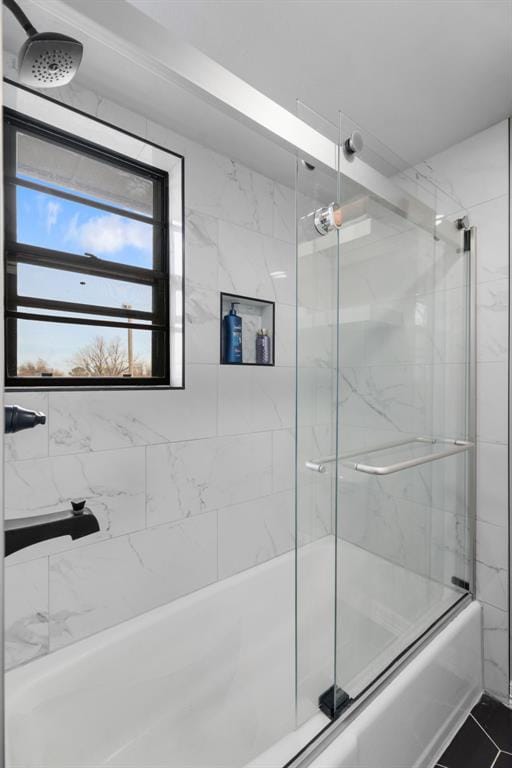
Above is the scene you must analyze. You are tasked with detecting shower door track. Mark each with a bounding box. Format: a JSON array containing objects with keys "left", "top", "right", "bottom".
[{"left": 285, "top": 592, "right": 473, "bottom": 768}]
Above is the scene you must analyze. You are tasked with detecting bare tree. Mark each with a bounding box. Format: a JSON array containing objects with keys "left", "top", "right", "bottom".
[
  {"left": 69, "top": 336, "right": 137, "bottom": 377},
  {"left": 18, "top": 358, "right": 64, "bottom": 376}
]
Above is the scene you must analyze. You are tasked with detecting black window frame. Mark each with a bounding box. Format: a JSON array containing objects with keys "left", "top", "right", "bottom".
[{"left": 3, "top": 107, "right": 175, "bottom": 389}]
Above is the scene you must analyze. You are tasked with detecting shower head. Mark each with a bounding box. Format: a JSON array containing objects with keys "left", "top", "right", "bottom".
[
  {"left": 19, "top": 31, "right": 83, "bottom": 87},
  {"left": 3, "top": 0, "right": 83, "bottom": 88}
]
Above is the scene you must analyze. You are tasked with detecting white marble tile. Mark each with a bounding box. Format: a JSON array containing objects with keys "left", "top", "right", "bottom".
[
  {"left": 49, "top": 365, "right": 218, "bottom": 454},
  {"left": 146, "top": 432, "right": 272, "bottom": 526},
  {"left": 272, "top": 429, "right": 294, "bottom": 493},
  {"left": 96, "top": 98, "right": 148, "bottom": 140},
  {"left": 476, "top": 442, "right": 508, "bottom": 527},
  {"left": 4, "top": 392, "right": 49, "bottom": 462},
  {"left": 338, "top": 480, "right": 430, "bottom": 578},
  {"left": 185, "top": 283, "right": 219, "bottom": 364},
  {"left": 359, "top": 287, "right": 467, "bottom": 368},
  {"left": 5, "top": 448, "right": 145, "bottom": 564},
  {"left": 476, "top": 279, "right": 509, "bottom": 362},
  {"left": 470, "top": 195, "right": 509, "bottom": 284},
  {"left": 476, "top": 556, "right": 508, "bottom": 612},
  {"left": 5, "top": 557, "right": 49, "bottom": 669},
  {"left": 187, "top": 143, "right": 274, "bottom": 235},
  {"left": 429, "top": 508, "right": 468, "bottom": 586},
  {"left": 297, "top": 481, "right": 333, "bottom": 544},
  {"left": 342, "top": 226, "right": 438, "bottom": 302},
  {"left": 429, "top": 363, "right": 468, "bottom": 439},
  {"left": 218, "top": 365, "right": 294, "bottom": 435},
  {"left": 273, "top": 183, "right": 295, "bottom": 244},
  {"left": 263, "top": 236, "right": 296, "bottom": 306},
  {"left": 297, "top": 365, "right": 336, "bottom": 430},
  {"left": 185, "top": 208, "right": 219, "bottom": 291},
  {"left": 49, "top": 512, "right": 217, "bottom": 650},
  {"left": 361, "top": 295, "right": 430, "bottom": 367},
  {"left": 218, "top": 493, "right": 294, "bottom": 579},
  {"left": 477, "top": 361, "right": 508, "bottom": 444},
  {"left": 48, "top": 80, "right": 102, "bottom": 118},
  {"left": 341, "top": 365, "right": 429, "bottom": 435},
  {"left": 418, "top": 120, "right": 509, "bottom": 213},
  {"left": 482, "top": 603, "right": 509, "bottom": 700},
  {"left": 379, "top": 449, "right": 466, "bottom": 519},
  {"left": 298, "top": 243, "right": 338, "bottom": 312},
  {"left": 218, "top": 220, "right": 275, "bottom": 300},
  {"left": 298, "top": 306, "right": 336, "bottom": 370},
  {"left": 476, "top": 519, "right": 508, "bottom": 572},
  {"left": 432, "top": 286, "right": 468, "bottom": 364},
  {"left": 275, "top": 303, "right": 296, "bottom": 367}
]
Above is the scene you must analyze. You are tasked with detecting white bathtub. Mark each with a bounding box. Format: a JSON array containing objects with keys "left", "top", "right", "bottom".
[{"left": 5, "top": 538, "right": 482, "bottom": 768}]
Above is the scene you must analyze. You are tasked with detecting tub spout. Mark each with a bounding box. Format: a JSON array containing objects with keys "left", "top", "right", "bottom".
[{"left": 5, "top": 500, "right": 100, "bottom": 556}]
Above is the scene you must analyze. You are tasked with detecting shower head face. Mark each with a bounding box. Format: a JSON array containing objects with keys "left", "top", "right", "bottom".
[{"left": 18, "top": 32, "right": 83, "bottom": 88}]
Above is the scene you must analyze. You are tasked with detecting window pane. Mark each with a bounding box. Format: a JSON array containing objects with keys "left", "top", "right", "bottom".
[
  {"left": 16, "top": 187, "right": 154, "bottom": 269},
  {"left": 16, "top": 264, "right": 153, "bottom": 313},
  {"left": 10, "top": 319, "right": 159, "bottom": 378},
  {"left": 16, "top": 131, "right": 154, "bottom": 217}
]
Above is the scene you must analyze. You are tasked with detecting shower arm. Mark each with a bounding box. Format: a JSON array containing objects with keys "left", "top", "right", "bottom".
[{"left": 3, "top": 0, "right": 37, "bottom": 36}]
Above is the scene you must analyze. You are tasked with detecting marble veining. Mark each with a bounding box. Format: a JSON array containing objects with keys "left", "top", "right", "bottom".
[
  {"left": 5, "top": 558, "right": 49, "bottom": 669},
  {"left": 146, "top": 432, "right": 272, "bottom": 526}
]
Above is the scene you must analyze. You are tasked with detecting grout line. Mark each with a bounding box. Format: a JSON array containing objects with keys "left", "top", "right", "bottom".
[
  {"left": 489, "top": 751, "right": 501, "bottom": 768},
  {"left": 470, "top": 713, "right": 502, "bottom": 751}
]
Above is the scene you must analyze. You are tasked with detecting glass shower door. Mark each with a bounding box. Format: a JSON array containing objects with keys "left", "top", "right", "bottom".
[
  {"left": 295, "top": 104, "right": 342, "bottom": 728},
  {"left": 296, "top": 107, "right": 474, "bottom": 729}
]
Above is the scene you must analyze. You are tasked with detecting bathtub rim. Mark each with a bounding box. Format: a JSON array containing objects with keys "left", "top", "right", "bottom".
[{"left": 284, "top": 592, "right": 475, "bottom": 768}]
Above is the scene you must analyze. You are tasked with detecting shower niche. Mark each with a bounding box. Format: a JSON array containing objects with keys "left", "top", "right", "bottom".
[{"left": 220, "top": 292, "right": 275, "bottom": 365}]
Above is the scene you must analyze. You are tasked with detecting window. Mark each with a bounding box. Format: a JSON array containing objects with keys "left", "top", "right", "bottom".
[{"left": 3, "top": 105, "right": 183, "bottom": 388}]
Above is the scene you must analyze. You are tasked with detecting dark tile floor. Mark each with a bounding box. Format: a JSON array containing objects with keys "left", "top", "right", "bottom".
[{"left": 435, "top": 694, "right": 512, "bottom": 768}]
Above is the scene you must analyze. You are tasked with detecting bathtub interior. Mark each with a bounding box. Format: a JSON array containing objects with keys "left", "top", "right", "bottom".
[{"left": 6, "top": 536, "right": 463, "bottom": 768}]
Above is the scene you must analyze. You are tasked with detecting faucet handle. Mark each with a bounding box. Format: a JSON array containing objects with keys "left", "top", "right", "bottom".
[{"left": 71, "top": 498, "right": 87, "bottom": 515}]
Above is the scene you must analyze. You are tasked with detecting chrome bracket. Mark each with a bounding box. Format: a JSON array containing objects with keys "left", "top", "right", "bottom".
[{"left": 343, "top": 130, "right": 364, "bottom": 160}]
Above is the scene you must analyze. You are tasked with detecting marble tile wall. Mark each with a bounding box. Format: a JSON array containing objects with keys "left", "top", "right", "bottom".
[
  {"left": 413, "top": 120, "right": 510, "bottom": 702},
  {"left": 3, "top": 63, "right": 298, "bottom": 669}
]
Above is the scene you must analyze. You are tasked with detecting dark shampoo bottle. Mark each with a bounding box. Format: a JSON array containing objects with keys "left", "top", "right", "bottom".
[{"left": 223, "top": 302, "right": 243, "bottom": 363}]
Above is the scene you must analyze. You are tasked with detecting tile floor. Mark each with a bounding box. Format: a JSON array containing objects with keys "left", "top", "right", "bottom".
[{"left": 435, "top": 694, "right": 512, "bottom": 768}]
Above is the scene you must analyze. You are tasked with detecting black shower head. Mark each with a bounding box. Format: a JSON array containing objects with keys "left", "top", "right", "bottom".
[
  {"left": 4, "top": 0, "right": 83, "bottom": 88},
  {"left": 18, "top": 31, "right": 83, "bottom": 87}
]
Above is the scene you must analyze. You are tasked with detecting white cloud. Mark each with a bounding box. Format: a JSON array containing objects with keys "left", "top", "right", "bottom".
[
  {"left": 46, "top": 200, "right": 61, "bottom": 232},
  {"left": 65, "top": 213, "right": 152, "bottom": 256}
]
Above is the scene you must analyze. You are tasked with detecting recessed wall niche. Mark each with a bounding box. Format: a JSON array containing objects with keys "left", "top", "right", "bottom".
[{"left": 220, "top": 293, "right": 275, "bottom": 366}]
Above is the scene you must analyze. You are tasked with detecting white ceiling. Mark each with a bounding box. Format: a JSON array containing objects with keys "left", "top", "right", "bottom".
[
  {"left": 127, "top": 0, "right": 512, "bottom": 165},
  {"left": 3, "top": 0, "right": 512, "bottom": 188}
]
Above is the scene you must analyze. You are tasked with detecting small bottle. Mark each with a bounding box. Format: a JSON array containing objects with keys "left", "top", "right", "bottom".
[
  {"left": 256, "top": 329, "right": 271, "bottom": 364},
  {"left": 223, "top": 302, "right": 243, "bottom": 363}
]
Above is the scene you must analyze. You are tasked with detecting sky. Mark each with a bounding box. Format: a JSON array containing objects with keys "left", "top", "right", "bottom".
[{"left": 15, "top": 185, "right": 153, "bottom": 374}]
